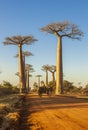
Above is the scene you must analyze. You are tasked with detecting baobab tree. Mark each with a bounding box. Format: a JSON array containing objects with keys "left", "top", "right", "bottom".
[
  {"left": 15, "top": 51, "right": 33, "bottom": 64},
  {"left": 3, "top": 35, "right": 37, "bottom": 93},
  {"left": 27, "top": 74, "right": 32, "bottom": 91},
  {"left": 42, "top": 65, "right": 50, "bottom": 86},
  {"left": 48, "top": 65, "right": 56, "bottom": 82},
  {"left": 41, "top": 21, "right": 83, "bottom": 95},
  {"left": 22, "top": 51, "right": 33, "bottom": 86},
  {"left": 15, "top": 51, "right": 33, "bottom": 92},
  {"left": 25, "top": 64, "right": 34, "bottom": 92},
  {"left": 36, "top": 75, "right": 42, "bottom": 87}
]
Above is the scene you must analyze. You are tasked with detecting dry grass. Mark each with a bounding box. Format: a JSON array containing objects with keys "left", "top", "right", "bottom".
[{"left": 0, "top": 94, "right": 22, "bottom": 130}]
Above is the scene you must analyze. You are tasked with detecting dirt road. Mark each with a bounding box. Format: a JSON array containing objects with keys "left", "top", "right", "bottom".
[{"left": 18, "top": 94, "right": 88, "bottom": 130}]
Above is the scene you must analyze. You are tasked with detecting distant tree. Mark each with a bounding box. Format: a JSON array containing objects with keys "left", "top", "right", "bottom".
[
  {"left": 3, "top": 80, "right": 13, "bottom": 88},
  {"left": 33, "top": 82, "right": 38, "bottom": 92},
  {"left": 3, "top": 35, "right": 37, "bottom": 93},
  {"left": 85, "top": 84, "right": 88, "bottom": 89},
  {"left": 41, "top": 21, "right": 83, "bottom": 95},
  {"left": 42, "top": 65, "right": 50, "bottom": 86},
  {"left": 25, "top": 64, "right": 34, "bottom": 92},
  {"left": 15, "top": 51, "right": 33, "bottom": 92},
  {"left": 15, "top": 51, "right": 33, "bottom": 65},
  {"left": 83, "top": 84, "right": 88, "bottom": 95},
  {"left": 63, "top": 80, "right": 78, "bottom": 94},
  {"left": 63, "top": 80, "right": 73, "bottom": 93},
  {"left": 36, "top": 75, "right": 42, "bottom": 87},
  {"left": 48, "top": 65, "right": 56, "bottom": 82},
  {"left": 48, "top": 80, "right": 56, "bottom": 92}
]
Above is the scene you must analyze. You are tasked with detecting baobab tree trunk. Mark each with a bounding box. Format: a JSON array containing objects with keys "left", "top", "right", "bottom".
[
  {"left": 18, "top": 45, "right": 26, "bottom": 93},
  {"left": 18, "top": 45, "right": 23, "bottom": 93},
  {"left": 38, "top": 77, "right": 40, "bottom": 87},
  {"left": 22, "top": 55, "right": 27, "bottom": 92},
  {"left": 46, "top": 70, "right": 48, "bottom": 86},
  {"left": 52, "top": 72, "right": 55, "bottom": 82},
  {"left": 27, "top": 74, "right": 29, "bottom": 91},
  {"left": 56, "top": 36, "right": 63, "bottom": 95},
  {"left": 26, "top": 70, "right": 29, "bottom": 92}
]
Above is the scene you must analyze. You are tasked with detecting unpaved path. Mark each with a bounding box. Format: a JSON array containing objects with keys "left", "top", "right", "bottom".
[{"left": 18, "top": 94, "right": 88, "bottom": 130}]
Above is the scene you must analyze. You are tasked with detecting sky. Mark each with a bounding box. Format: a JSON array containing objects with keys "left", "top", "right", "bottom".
[{"left": 0, "top": 0, "right": 88, "bottom": 88}]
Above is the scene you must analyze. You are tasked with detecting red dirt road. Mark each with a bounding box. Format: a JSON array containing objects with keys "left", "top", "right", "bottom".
[{"left": 19, "top": 94, "right": 88, "bottom": 130}]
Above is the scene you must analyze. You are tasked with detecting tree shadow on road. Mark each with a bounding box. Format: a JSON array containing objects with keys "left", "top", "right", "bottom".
[{"left": 28, "top": 94, "right": 88, "bottom": 113}]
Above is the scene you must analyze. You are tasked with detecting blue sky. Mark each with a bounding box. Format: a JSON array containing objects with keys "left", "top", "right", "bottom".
[{"left": 0, "top": 0, "right": 88, "bottom": 87}]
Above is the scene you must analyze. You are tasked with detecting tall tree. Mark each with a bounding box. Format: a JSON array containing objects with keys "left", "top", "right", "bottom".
[
  {"left": 41, "top": 21, "right": 83, "bottom": 95},
  {"left": 42, "top": 65, "right": 50, "bottom": 86},
  {"left": 15, "top": 51, "right": 33, "bottom": 64},
  {"left": 48, "top": 65, "right": 56, "bottom": 82},
  {"left": 25, "top": 64, "right": 34, "bottom": 92},
  {"left": 15, "top": 51, "right": 33, "bottom": 92},
  {"left": 36, "top": 75, "right": 42, "bottom": 87},
  {"left": 3, "top": 35, "right": 37, "bottom": 93}
]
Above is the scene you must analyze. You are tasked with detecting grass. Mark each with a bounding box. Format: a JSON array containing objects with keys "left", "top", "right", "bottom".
[{"left": 0, "top": 93, "right": 22, "bottom": 130}]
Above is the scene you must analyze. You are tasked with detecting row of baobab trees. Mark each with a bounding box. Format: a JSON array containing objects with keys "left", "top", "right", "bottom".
[
  {"left": 36, "top": 65, "right": 56, "bottom": 87},
  {"left": 2, "top": 21, "right": 83, "bottom": 95},
  {"left": 15, "top": 51, "right": 35, "bottom": 93}
]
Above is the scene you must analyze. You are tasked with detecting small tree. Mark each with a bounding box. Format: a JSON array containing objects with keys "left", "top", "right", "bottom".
[
  {"left": 33, "top": 82, "right": 38, "bottom": 92},
  {"left": 3, "top": 80, "right": 13, "bottom": 88}
]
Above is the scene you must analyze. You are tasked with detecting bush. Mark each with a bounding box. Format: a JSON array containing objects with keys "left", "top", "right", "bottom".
[{"left": 0, "top": 81, "right": 19, "bottom": 95}]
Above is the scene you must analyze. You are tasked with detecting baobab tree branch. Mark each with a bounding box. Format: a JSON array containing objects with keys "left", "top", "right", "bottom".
[
  {"left": 23, "top": 36, "right": 37, "bottom": 45},
  {"left": 4, "top": 37, "right": 18, "bottom": 45},
  {"left": 41, "top": 21, "right": 83, "bottom": 39},
  {"left": 62, "top": 31, "right": 83, "bottom": 40}
]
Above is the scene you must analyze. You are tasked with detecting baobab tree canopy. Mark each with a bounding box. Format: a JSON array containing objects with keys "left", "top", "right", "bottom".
[
  {"left": 3, "top": 35, "right": 37, "bottom": 45},
  {"left": 15, "top": 51, "right": 33, "bottom": 57},
  {"left": 41, "top": 21, "right": 83, "bottom": 39},
  {"left": 42, "top": 65, "right": 50, "bottom": 71}
]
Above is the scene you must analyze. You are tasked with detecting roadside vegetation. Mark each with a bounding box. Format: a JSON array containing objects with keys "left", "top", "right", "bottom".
[
  {"left": 0, "top": 81, "right": 24, "bottom": 130},
  {"left": 33, "top": 80, "right": 88, "bottom": 96},
  {"left": 0, "top": 80, "right": 19, "bottom": 95}
]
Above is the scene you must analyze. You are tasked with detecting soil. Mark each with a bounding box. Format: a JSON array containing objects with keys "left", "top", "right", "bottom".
[{"left": 18, "top": 94, "right": 88, "bottom": 130}]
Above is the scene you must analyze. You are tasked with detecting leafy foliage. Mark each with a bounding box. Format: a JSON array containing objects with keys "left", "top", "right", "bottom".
[
  {"left": 33, "top": 82, "right": 39, "bottom": 92},
  {"left": 3, "top": 80, "right": 13, "bottom": 88},
  {"left": 0, "top": 81, "right": 19, "bottom": 95},
  {"left": 48, "top": 81, "right": 56, "bottom": 90}
]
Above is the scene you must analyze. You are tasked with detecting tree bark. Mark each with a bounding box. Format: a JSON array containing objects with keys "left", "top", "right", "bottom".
[
  {"left": 22, "top": 55, "right": 26, "bottom": 92},
  {"left": 56, "top": 36, "right": 63, "bottom": 95},
  {"left": 52, "top": 72, "right": 55, "bottom": 82},
  {"left": 38, "top": 77, "right": 40, "bottom": 87},
  {"left": 26, "top": 70, "right": 29, "bottom": 92},
  {"left": 18, "top": 45, "right": 26, "bottom": 93},
  {"left": 18, "top": 45, "right": 23, "bottom": 93},
  {"left": 46, "top": 70, "right": 48, "bottom": 86}
]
